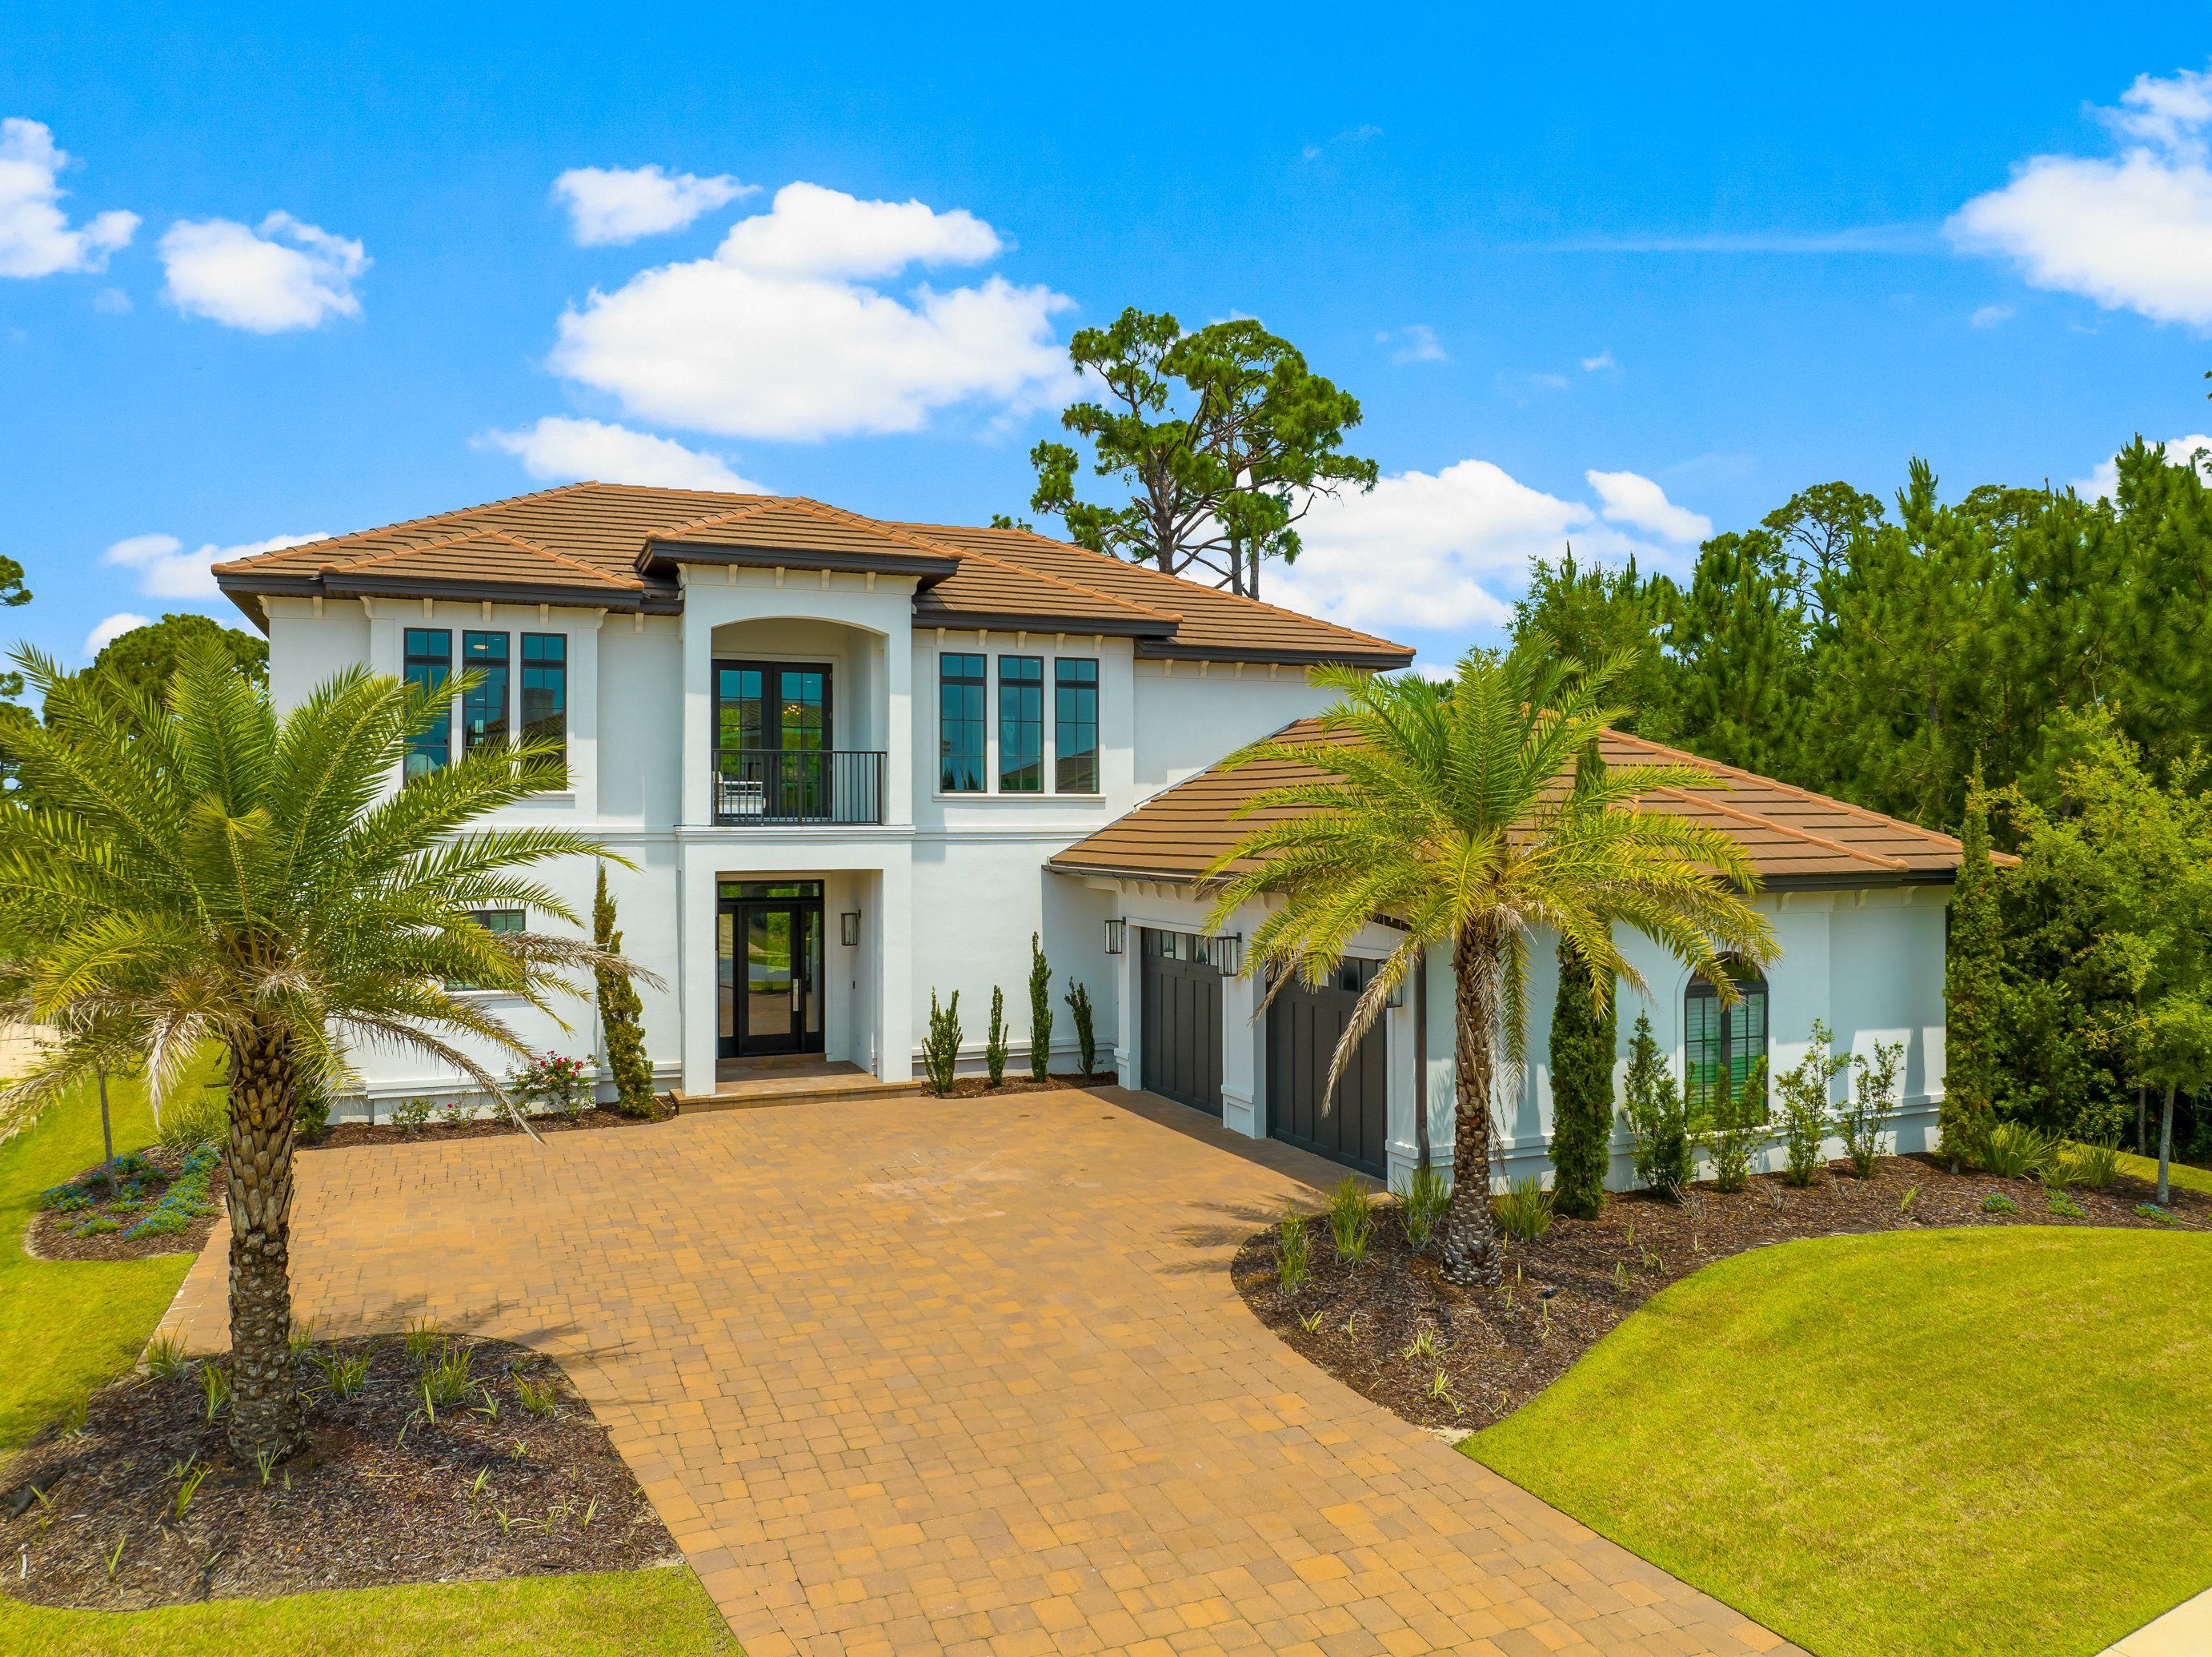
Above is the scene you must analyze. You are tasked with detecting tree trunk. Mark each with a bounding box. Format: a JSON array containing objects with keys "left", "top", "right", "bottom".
[
  {"left": 1440, "top": 920, "right": 1504, "bottom": 1285},
  {"left": 226, "top": 1021, "right": 304, "bottom": 1463},
  {"left": 2159, "top": 1085, "right": 2174, "bottom": 1208},
  {"left": 97, "top": 1062, "right": 114, "bottom": 1186}
]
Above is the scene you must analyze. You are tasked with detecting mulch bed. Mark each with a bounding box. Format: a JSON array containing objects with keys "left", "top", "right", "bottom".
[
  {"left": 24, "top": 1145, "right": 222, "bottom": 1263},
  {"left": 935, "top": 1070, "right": 1119, "bottom": 1099},
  {"left": 309, "top": 1103, "right": 664, "bottom": 1150},
  {"left": 1232, "top": 1153, "right": 2212, "bottom": 1438},
  {"left": 1, "top": 1334, "right": 674, "bottom": 1611}
]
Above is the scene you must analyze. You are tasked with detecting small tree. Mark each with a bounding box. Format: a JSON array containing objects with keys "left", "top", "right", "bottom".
[
  {"left": 2138, "top": 993, "right": 2212, "bottom": 1206},
  {"left": 1776, "top": 1020, "right": 1849, "bottom": 1186},
  {"left": 1618, "top": 1012, "right": 1693, "bottom": 1197},
  {"left": 1028, "top": 933, "right": 1053, "bottom": 1081},
  {"left": 924, "top": 991, "right": 962, "bottom": 1097},
  {"left": 1548, "top": 943, "right": 1615, "bottom": 1218},
  {"left": 1701, "top": 1055, "right": 1767, "bottom": 1194},
  {"left": 1839, "top": 1041, "right": 1905, "bottom": 1177},
  {"left": 984, "top": 987, "right": 1009, "bottom": 1087},
  {"left": 1065, "top": 976, "right": 1096, "bottom": 1077},
  {"left": 593, "top": 865, "right": 657, "bottom": 1118},
  {"left": 1942, "top": 758, "right": 2002, "bottom": 1166}
]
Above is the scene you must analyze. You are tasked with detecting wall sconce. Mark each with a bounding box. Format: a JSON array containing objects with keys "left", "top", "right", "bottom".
[
  {"left": 1383, "top": 973, "right": 1404, "bottom": 1009},
  {"left": 1209, "top": 933, "right": 1244, "bottom": 976},
  {"left": 840, "top": 911, "right": 861, "bottom": 946},
  {"left": 1104, "top": 917, "right": 1126, "bottom": 955}
]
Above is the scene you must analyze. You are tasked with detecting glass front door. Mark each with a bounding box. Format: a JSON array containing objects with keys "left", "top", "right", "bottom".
[{"left": 716, "top": 882, "right": 825, "bottom": 1058}]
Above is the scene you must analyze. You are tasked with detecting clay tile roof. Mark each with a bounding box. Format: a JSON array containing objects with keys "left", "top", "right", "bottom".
[
  {"left": 317, "top": 528, "right": 643, "bottom": 594},
  {"left": 638, "top": 496, "right": 963, "bottom": 579},
  {"left": 1046, "top": 716, "right": 1989, "bottom": 890}
]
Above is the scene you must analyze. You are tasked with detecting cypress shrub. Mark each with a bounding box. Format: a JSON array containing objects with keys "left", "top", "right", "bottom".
[
  {"left": 1942, "top": 759, "right": 2002, "bottom": 1165},
  {"left": 1549, "top": 942, "right": 1616, "bottom": 1218},
  {"left": 1028, "top": 932, "right": 1053, "bottom": 1081},
  {"left": 594, "top": 865, "right": 658, "bottom": 1117}
]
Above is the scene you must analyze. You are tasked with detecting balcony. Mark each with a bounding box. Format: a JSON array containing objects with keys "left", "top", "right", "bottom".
[{"left": 715, "top": 748, "right": 885, "bottom": 825}]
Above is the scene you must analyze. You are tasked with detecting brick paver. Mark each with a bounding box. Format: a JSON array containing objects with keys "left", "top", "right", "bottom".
[{"left": 161, "top": 1085, "right": 1801, "bottom": 1656}]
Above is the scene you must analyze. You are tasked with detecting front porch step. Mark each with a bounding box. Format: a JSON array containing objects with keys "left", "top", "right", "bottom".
[{"left": 669, "top": 1069, "right": 928, "bottom": 1113}]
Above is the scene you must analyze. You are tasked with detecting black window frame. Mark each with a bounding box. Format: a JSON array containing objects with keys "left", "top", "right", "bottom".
[
  {"left": 998, "top": 655, "right": 1044, "bottom": 793},
  {"left": 403, "top": 628, "right": 452, "bottom": 780},
  {"left": 939, "top": 652, "right": 986, "bottom": 793},
  {"left": 449, "top": 908, "right": 525, "bottom": 991},
  {"left": 519, "top": 632, "right": 567, "bottom": 779},
  {"left": 1055, "top": 657, "right": 1099, "bottom": 793},
  {"left": 1685, "top": 961, "right": 1769, "bottom": 1115},
  {"left": 461, "top": 631, "right": 510, "bottom": 756}
]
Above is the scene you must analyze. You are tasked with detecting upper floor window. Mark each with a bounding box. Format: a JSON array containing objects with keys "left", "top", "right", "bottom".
[
  {"left": 462, "top": 631, "right": 509, "bottom": 753},
  {"left": 520, "top": 634, "right": 567, "bottom": 774},
  {"left": 1686, "top": 962, "right": 1768, "bottom": 1113},
  {"left": 449, "top": 907, "right": 524, "bottom": 989},
  {"left": 940, "top": 653, "right": 985, "bottom": 792},
  {"left": 403, "top": 628, "right": 451, "bottom": 780},
  {"left": 999, "top": 656, "right": 1043, "bottom": 792},
  {"left": 1056, "top": 659, "right": 1098, "bottom": 793}
]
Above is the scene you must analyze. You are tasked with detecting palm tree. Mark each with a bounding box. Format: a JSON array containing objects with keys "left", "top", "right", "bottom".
[
  {"left": 1204, "top": 646, "right": 1777, "bottom": 1284},
  {"left": 0, "top": 642, "right": 652, "bottom": 1462}
]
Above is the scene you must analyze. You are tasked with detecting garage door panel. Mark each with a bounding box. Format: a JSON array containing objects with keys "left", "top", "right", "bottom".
[
  {"left": 1140, "top": 928, "right": 1223, "bottom": 1115},
  {"left": 1267, "top": 967, "right": 1389, "bottom": 1178}
]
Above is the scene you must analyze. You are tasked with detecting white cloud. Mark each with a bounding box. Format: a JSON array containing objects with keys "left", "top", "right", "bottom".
[
  {"left": 552, "top": 164, "right": 755, "bottom": 247},
  {"left": 102, "top": 529, "right": 328, "bottom": 600},
  {"left": 1970, "top": 303, "right": 2015, "bottom": 327},
  {"left": 1947, "top": 66, "right": 2212, "bottom": 326},
  {"left": 0, "top": 117, "right": 138, "bottom": 277},
  {"left": 2072, "top": 435, "right": 2212, "bottom": 499},
  {"left": 83, "top": 612, "right": 152, "bottom": 656},
  {"left": 1268, "top": 459, "right": 1677, "bottom": 635},
  {"left": 1585, "top": 469, "right": 1712, "bottom": 542},
  {"left": 1581, "top": 350, "right": 1617, "bottom": 371},
  {"left": 158, "top": 212, "right": 368, "bottom": 332},
  {"left": 1376, "top": 323, "right": 1445, "bottom": 364},
  {"left": 548, "top": 181, "right": 1073, "bottom": 440},
  {"left": 479, "top": 416, "right": 771, "bottom": 493},
  {"left": 94, "top": 286, "right": 129, "bottom": 313}
]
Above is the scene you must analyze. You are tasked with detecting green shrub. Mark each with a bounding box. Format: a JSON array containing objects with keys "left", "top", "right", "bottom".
[
  {"left": 1028, "top": 933, "right": 1052, "bottom": 1081},
  {"left": 1493, "top": 1175, "right": 1554, "bottom": 1242},
  {"left": 1702, "top": 1058, "right": 1769, "bottom": 1194},
  {"left": 1548, "top": 943, "right": 1615, "bottom": 1220},
  {"left": 1975, "top": 1119, "right": 2062, "bottom": 1182},
  {"left": 594, "top": 865, "right": 659, "bottom": 1117},
  {"left": 426, "top": 1343, "right": 475, "bottom": 1405},
  {"left": 2134, "top": 1202, "right": 2177, "bottom": 1226},
  {"left": 1065, "top": 976, "right": 1096, "bottom": 1077},
  {"left": 158, "top": 1087, "right": 230, "bottom": 1155},
  {"left": 123, "top": 1141, "right": 221, "bottom": 1239},
  {"left": 391, "top": 1097, "right": 435, "bottom": 1132},
  {"left": 1328, "top": 1174, "right": 1375, "bottom": 1265},
  {"left": 1391, "top": 1162, "right": 1451, "bottom": 1251},
  {"left": 510, "top": 1053, "right": 591, "bottom": 1120},
  {"left": 1982, "top": 1192, "right": 2019, "bottom": 1214},
  {"left": 984, "top": 987, "right": 1008, "bottom": 1087},
  {"left": 1619, "top": 1013, "right": 1693, "bottom": 1198},
  {"left": 924, "top": 990, "right": 961, "bottom": 1096},
  {"left": 295, "top": 1075, "right": 331, "bottom": 1141},
  {"left": 2062, "top": 1138, "right": 2122, "bottom": 1190},
  {"left": 1840, "top": 1040, "right": 1905, "bottom": 1178},
  {"left": 1776, "top": 1021, "right": 1849, "bottom": 1186},
  {"left": 2046, "top": 1188, "right": 2088, "bottom": 1219},
  {"left": 1277, "top": 1207, "right": 1311, "bottom": 1294}
]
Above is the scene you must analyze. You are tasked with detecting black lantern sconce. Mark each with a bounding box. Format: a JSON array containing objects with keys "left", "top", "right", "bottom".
[
  {"left": 840, "top": 911, "right": 861, "bottom": 947},
  {"left": 1104, "top": 917, "right": 1126, "bottom": 954}
]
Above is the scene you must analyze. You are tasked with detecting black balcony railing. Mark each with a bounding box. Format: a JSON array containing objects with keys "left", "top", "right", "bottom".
[{"left": 715, "top": 748, "right": 884, "bottom": 824}]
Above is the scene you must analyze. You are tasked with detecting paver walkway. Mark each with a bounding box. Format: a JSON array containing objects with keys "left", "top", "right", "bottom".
[{"left": 162, "top": 1085, "right": 1801, "bottom": 1657}]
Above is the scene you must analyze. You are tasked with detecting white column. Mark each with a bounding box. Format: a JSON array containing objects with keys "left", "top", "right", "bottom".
[
  {"left": 678, "top": 571, "right": 713, "bottom": 827},
  {"left": 1220, "top": 963, "right": 1261, "bottom": 1138},
  {"left": 878, "top": 851, "right": 914, "bottom": 1082},
  {"left": 884, "top": 629, "right": 912, "bottom": 828},
  {"left": 677, "top": 849, "right": 719, "bottom": 1096},
  {"left": 1115, "top": 905, "right": 1137, "bottom": 1089},
  {"left": 568, "top": 609, "right": 603, "bottom": 820}
]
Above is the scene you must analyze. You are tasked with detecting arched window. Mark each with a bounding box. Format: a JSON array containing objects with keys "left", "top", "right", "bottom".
[{"left": 1685, "top": 962, "right": 1768, "bottom": 1109}]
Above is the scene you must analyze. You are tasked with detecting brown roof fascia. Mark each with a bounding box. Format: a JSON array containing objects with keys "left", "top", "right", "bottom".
[
  {"left": 1133, "top": 639, "right": 1415, "bottom": 669},
  {"left": 915, "top": 608, "right": 1176, "bottom": 639},
  {"left": 640, "top": 540, "right": 960, "bottom": 587},
  {"left": 317, "top": 571, "right": 678, "bottom": 612}
]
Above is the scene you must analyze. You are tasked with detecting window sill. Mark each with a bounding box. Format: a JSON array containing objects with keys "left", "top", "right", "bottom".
[
  {"left": 932, "top": 792, "right": 1104, "bottom": 804},
  {"left": 511, "top": 792, "right": 575, "bottom": 804}
]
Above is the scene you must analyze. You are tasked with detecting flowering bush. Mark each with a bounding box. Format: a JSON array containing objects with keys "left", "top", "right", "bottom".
[
  {"left": 509, "top": 1052, "right": 593, "bottom": 1120},
  {"left": 125, "top": 1142, "right": 222, "bottom": 1239}
]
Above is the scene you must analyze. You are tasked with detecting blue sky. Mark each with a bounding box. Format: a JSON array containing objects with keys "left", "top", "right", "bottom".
[{"left": 5, "top": 4, "right": 2211, "bottom": 672}]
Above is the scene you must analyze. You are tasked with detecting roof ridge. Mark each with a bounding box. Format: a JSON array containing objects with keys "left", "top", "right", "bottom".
[
  {"left": 641, "top": 495, "right": 786, "bottom": 539},
  {"left": 1647, "top": 784, "right": 1912, "bottom": 872},
  {"left": 1603, "top": 728, "right": 1968, "bottom": 851}
]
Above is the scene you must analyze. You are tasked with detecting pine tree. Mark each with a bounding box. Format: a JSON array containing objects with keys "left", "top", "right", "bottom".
[
  {"left": 593, "top": 865, "right": 657, "bottom": 1117},
  {"left": 1028, "top": 932, "right": 1053, "bottom": 1081},
  {"left": 1940, "top": 758, "right": 2002, "bottom": 1162},
  {"left": 1548, "top": 943, "right": 1614, "bottom": 1218}
]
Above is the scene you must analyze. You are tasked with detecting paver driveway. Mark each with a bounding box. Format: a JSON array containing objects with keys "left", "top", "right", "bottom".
[{"left": 162, "top": 1085, "right": 1801, "bottom": 1657}]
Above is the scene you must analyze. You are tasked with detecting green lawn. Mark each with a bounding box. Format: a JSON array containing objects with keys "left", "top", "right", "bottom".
[
  {"left": 1469, "top": 1228, "right": 2212, "bottom": 1657},
  {"left": 0, "top": 1073, "right": 740, "bottom": 1655},
  {"left": 2115, "top": 1146, "right": 2212, "bottom": 1196}
]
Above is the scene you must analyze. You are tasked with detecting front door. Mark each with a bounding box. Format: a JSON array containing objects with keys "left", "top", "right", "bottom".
[
  {"left": 1139, "top": 927, "right": 1223, "bottom": 1114},
  {"left": 716, "top": 881, "right": 825, "bottom": 1058},
  {"left": 715, "top": 660, "right": 832, "bottom": 821}
]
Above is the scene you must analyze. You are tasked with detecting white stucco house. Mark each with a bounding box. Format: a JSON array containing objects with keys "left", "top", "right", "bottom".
[{"left": 215, "top": 482, "right": 1969, "bottom": 1192}]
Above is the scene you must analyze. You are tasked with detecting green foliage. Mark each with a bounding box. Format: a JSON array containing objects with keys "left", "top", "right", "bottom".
[
  {"left": 403, "top": 1317, "right": 444, "bottom": 1364},
  {"left": 593, "top": 865, "right": 658, "bottom": 1118},
  {"left": 425, "top": 1343, "right": 475, "bottom": 1406},
  {"left": 1064, "top": 976, "right": 1096, "bottom": 1077},
  {"left": 1841, "top": 1041, "right": 1905, "bottom": 1178},
  {"left": 391, "top": 1097, "right": 435, "bottom": 1132},
  {"left": 1982, "top": 1192, "right": 2020, "bottom": 1214},
  {"left": 1547, "top": 943, "right": 1615, "bottom": 1219},
  {"left": 145, "top": 1332, "right": 191, "bottom": 1382},
  {"left": 924, "top": 990, "right": 961, "bottom": 1097},
  {"left": 155, "top": 1087, "right": 227, "bottom": 1157},
  {"left": 1942, "top": 761, "right": 2003, "bottom": 1159},
  {"left": 1974, "top": 1119, "right": 2062, "bottom": 1182},
  {"left": 2046, "top": 1188, "right": 2087, "bottom": 1219},
  {"left": 1619, "top": 1013, "right": 1694, "bottom": 1198},
  {"left": 1702, "top": 1057, "right": 1769, "bottom": 1194},
  {"left": 1027, "top": 932, "right": 1052, "bottom": 1081},
  {"left": 1514, "top": 551, "right": 1681, "bottom": 741},
  {"left": 2062, "top": 1139, "right": 2122, "bottom": 1190},
  {"left": 313, "top": 1348, "right": 371, "bottom": 1399},
  {"left": 1276, "top": 1207, "right": 1311, "bottom": 1294},
  {"left": 1493, "top": 1175, "right": 1555, "bottom": 1243},
  {"left": 984, "top": 986, "right": 1008, "bottom": 1087},
  {"left": 1027, "top": 307, "right": 1379, "bottom": 595},
  {"left": 1327, "top": 1174, "right": 1375, "bottom": 1264},
  {"left": 1390, "top": 1162, "right": 1451, "bottom": 1251},
  {"left": 1776, "top": 1021, "right": 1849, "bottom": 1187}
]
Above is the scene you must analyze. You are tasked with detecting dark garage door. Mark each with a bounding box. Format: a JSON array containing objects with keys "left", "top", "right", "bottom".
[
  {"left": 1268, "top": 959, "right": 1389, "bottom": 1177},
  {"left": 1140, "top": 928, "right": 1222, "bottom": 1114}
]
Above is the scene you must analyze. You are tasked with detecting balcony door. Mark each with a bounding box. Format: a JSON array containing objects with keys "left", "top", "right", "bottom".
[
  {"left": 715, "top": 660, "right": 832, "bottom": 820},
  {"left": 716, "top": 881, "right": 826, "bottom": 1058}
]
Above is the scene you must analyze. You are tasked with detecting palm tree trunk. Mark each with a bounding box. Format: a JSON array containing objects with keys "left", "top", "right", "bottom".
[
  {"left": 1441, "top": 920, "right": 1504, "bottom": 1286},
  {"left": 226, "top": 1021, "right": 304, "bottom": 1462}
]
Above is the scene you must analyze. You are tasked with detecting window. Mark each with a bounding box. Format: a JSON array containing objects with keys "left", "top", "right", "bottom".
[
  {"left": 999, "top": 656, "right": 1043, "bottom": 792},
  {"left": 450, "top": 908, "right": 524, "bottom": 990},
  {"left": 1686, "top": 962, "right": 1769, "bottom": 1113},
  {"left": 1055, "top": 659, "right": 1098, "bottom": 792},
  {"left": 520, "top": 634, "right": 566, "bottom": 775},
  {"left": 940, "top": 653, "right": 985, "bottom": 792},
  {"left": 719, "top": 666, "right": 764, "bottom": 754},
  {"left": 778, "top": 668, "right": 826, "bottom": 750},
  {"left": 461, "top": 632, "right": 508, "bottom": 754},
  {"left": 403, "top": 628, "right": 451, "bottom": 780}
]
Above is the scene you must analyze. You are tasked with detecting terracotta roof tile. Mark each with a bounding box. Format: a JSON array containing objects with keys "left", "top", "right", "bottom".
[{"left": 1046, "top": 717, "right": 1987, "bottom": 889}]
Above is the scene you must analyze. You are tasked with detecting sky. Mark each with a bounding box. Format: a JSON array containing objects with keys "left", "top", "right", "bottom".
[{"left": 5, "top": 4, "right": 2212, "bottom": 674}]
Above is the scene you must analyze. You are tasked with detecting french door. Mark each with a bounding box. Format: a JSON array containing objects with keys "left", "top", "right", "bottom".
[{"left": 715, "top": 881, "right": 825, "bottom": 1058}]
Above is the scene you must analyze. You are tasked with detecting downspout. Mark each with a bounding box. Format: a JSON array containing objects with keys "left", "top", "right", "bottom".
[{"left": 1414, "top": 949, "right": 1430, "bottom": 1171}]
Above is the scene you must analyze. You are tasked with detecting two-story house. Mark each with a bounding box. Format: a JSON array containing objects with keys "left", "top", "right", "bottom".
[{"left": 215, "top": 482, "right": 1967, "bottom": 1193}]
